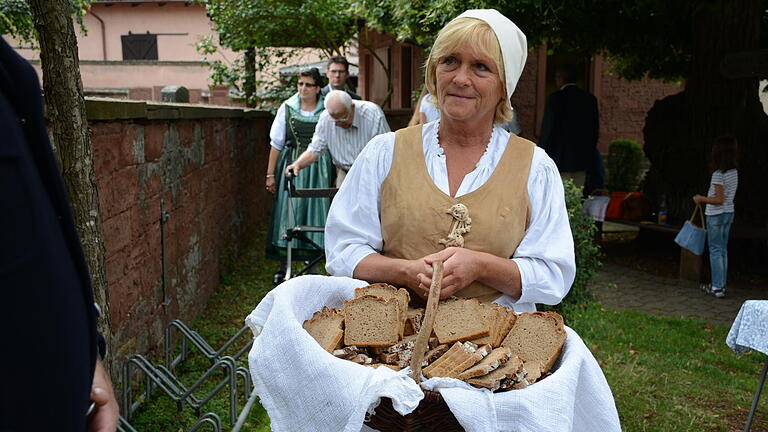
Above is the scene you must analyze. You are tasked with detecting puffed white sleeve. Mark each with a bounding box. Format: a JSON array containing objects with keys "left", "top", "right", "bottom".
[
  {"left": 324, "top": 132, "right": 396, "bottom": 277},
  {"left": 269, "top": 104, "right": 287, "bottom": 151},
  {"left": 511, "top": 149, "right": 576, "bottom": 306}
]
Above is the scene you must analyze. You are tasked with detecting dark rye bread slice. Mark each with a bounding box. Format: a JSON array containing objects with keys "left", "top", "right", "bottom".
[
  {"left": 457, "top": 346, "right": 513, "bottom": 380},
  {"left": 355, "top": 284, "right": 410, "bottom": 339},
  {"left": 500, "top": 312, "right": 566, "bottom": 374},
  {"left": 467, "top": 355, "right": 525, "bottom": 391},
  {"left": 433, "top": 298, "right": 490, "bottom": 344},
  {"left": 302, "top": 306, "right": 344, "bottom": 352},
  {"left": 343, "top": 295, "right": 401, "bottom": 347}
]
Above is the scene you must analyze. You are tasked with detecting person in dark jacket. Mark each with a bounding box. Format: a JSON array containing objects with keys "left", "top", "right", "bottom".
[
  {"left": 0, "top": 38, "right": 119, "bottom": 431},
  {"left": 538, "top": 66, "right": 599, "bottom": 189}
]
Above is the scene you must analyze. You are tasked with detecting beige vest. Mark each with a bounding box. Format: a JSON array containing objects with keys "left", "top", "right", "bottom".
[{"left": 381, "top": 125, "right": 534, "bottom": 303}]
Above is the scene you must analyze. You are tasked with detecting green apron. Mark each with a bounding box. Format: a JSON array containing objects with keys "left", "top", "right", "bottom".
[{"left": 266, "top": 94, "right": 334, "bottom": 261}]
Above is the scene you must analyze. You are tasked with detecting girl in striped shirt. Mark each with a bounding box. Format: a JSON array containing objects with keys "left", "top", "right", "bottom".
[{"left": 694, "top": 135, "right": 739, "bottom": 298}]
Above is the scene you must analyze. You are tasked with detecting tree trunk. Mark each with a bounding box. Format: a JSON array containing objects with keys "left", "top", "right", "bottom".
[
  {"left": 645, "top": 0, "right": 768, "bottom": 227},
  {"left": 28, "top": 0, "right": 114, "bottom": 379},
  {"left": 244, "top": 48, "right": 256, "bottom": 107}
]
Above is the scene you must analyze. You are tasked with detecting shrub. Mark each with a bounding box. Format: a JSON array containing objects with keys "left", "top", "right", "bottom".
[
  {"left": 606, "top": 139, "right": 643, "bottom": 191},
  {"left": 550, "top": 179, "right": 602, "bottom": 309}
]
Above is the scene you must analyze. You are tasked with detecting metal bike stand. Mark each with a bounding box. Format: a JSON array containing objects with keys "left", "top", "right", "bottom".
[
  {"left": 165, "top": 320, "right": 252, "bottom": 369},
  {"left": 189, "top": 412, "right": 223, "bottom": 432},
  {"left": 122, "top": 354, "right": 239, "bottom": 424}
]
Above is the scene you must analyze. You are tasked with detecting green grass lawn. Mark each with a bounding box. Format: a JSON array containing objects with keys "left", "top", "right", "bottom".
[{"left": 127, "top": 228, "right": 768, "bottom": 431}]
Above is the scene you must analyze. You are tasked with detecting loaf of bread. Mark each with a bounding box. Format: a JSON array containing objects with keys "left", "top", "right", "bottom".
[
  {"left": 302, "top": 306, "right": 345, "bottom": 352},
  {"left": 343, "top": 295, "right": 401, "bottom": 347},
  {"left": 433, "top": 298, "right": 490, "bottom": 344},
  {"left": 500, "top": 312, "right": 567, "bottom": 374}
]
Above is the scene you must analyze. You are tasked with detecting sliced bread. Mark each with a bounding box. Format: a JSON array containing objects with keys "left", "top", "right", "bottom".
[
  {"left": 457, "top": 346, "right": 513, "bottom": 380},
  {"left": 343, "top": 295, "right": 401, "bottom": 347},
  {"left": 466, "top": 355, "right": 525, "bottom": 391},
  {"left": 433, "top": 298, "right": 490, "bottom": 344},
  {"left": 302, "top": 306, "right": 345, "bottom": 352},
  {"left": 494, "top": 307, "right": 518, "bottom": 347},
  {"left": 500, "top": 312, "right": 566, "bottom": 374},
  {"left": 355, "top": 284, "right": 410, "bottom": 338},
  {"left": 469, "top": 303, "right": 499, "bottom": 345},
  {"left": 404, "top": 307, "right": 425, "bottom": 336}
]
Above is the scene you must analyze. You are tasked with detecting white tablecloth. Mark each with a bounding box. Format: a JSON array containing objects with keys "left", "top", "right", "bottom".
[
  {"left": 245, "top": 275, "right": 621, "bottom": 432},
  {"left": 727, "top": 300, "right": 768, "bottom": 356}
]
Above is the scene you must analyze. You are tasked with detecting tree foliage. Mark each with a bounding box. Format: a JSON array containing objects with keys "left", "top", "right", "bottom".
[
  {"left": 0, "top": 0, "right": 92, "bottom": 44},
  {"left": 199, "top": 0, "right": 359, "bottom": 105},
  {"left": 353, "top": 0, "right": 767, "bottom": 82}
]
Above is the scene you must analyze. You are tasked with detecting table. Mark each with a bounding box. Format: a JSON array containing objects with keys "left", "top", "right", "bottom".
[{"left": 727, "top": 300, "right": 768, "bottom": 432}]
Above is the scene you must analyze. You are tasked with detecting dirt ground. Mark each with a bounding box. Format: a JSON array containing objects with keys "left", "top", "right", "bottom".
[{"left": 600, "top": 229, "right": 768, "bottom": 291}]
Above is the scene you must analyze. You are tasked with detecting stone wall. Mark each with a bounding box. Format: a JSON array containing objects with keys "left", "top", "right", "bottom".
[{"left": 85, "top": 98, "right": 271, "bottom": 359}]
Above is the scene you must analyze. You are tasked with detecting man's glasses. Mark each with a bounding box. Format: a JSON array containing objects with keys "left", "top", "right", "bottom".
[
  {"left": 330, "top": 111, "right": 352, "bottom": 123},
  {"left": 298, "top": 82, "right": 319, "bottom": 87}
]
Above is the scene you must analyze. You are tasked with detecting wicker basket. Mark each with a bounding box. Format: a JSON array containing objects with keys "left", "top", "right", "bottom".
[{"left": 364, "top": 390, "right": 463, "bottom": 432}]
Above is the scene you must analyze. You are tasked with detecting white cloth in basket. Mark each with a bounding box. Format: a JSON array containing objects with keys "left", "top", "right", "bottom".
[{"left": 246, "top": 275, "right": 621, "bottom": 432}]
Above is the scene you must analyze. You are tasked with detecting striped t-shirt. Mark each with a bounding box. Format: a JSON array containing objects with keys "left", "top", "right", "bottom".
[
  {"left": 308, "top": 100, "right": 390, "bottom": 171},
  {"left": 705, "top": 169, "right": 738, "bottom": 215}
]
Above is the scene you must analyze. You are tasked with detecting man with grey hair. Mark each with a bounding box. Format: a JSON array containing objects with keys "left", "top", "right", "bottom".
[{"left": 286, "top": 90, "right": 390, "bottom": 187}]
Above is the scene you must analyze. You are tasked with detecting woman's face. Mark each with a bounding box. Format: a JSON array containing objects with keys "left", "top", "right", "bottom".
[
  {"left": 297, "top": 76, "right": 320, "bottom": 101},
  {"left": 435, "top": 42, "right": 503, "bottom": 124}
]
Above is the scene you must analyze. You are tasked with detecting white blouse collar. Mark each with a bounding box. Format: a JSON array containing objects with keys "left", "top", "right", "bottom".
[{"left": 424, "top": 120, "right": 506, "bottom": 170}]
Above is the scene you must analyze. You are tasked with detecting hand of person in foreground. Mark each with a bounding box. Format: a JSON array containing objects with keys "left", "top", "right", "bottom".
[
  {"left": 418, "top": 247, "right": 483, "bottom": 299},
  {"left": 88, "top": 358, "right": 120, "bottom": 432}
]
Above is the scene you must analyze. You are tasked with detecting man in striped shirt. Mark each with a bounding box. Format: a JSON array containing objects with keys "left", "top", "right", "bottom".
[{"left": 287, "top": 90, "right": 390, "bottom": 187}]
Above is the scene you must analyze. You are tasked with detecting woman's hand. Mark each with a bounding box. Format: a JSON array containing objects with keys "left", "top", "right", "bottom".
[
  {"left": 693, "top": 194, "right": 705, "bottom": 204},
  {"left": 419, "top": 247, "right": 484, "bottom": 299},
  {"left": 266, "top": 176, "right": 276, "bottom": 194}
]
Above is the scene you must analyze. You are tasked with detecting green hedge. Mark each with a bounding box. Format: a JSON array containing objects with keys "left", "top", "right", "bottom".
[{"left": 607, "top": 139, "right": 643, "bottom": 191}]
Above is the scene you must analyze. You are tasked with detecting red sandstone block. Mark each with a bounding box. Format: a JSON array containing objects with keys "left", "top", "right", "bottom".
[
  {"left": 144, "top": 123, "right": 166, "bottom": 162},
  {"left": 102, "top": 210, "right": 133, "bottom": 256},
  {"left": 99, "top": 166, "right": 139, "bottom": 218}
]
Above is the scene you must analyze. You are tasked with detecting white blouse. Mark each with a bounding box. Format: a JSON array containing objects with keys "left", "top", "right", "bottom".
[
  {"left": 269, "top": 104, "right": 317, "bottom": 151},
  {"left": 324, "top": 121, "right": 575, "bottom": 312}
]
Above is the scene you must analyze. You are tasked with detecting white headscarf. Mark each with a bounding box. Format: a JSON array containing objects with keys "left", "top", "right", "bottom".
[{"left": 451, "top": 9, "right": 528, "bottom": 111}]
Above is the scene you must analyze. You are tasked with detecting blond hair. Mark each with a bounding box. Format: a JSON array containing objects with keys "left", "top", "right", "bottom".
[{"left": 425, "top": 18, "right": 512, "bottom": 123}]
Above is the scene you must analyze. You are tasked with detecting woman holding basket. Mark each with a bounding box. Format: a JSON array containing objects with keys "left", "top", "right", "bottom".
[{"left": 324, "top": 10, "right": 575, "bottom": 311}]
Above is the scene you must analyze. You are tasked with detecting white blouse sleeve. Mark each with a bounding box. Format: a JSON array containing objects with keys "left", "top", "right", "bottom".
[
  {"left": 269, "top": 104, "right": 287, "bottom": 151},
  {"left": 324, "top": 132, "right": 396, "bottom": 277},
  {"left": 512, "top": 148, "right": 576, "bottom": 306}
]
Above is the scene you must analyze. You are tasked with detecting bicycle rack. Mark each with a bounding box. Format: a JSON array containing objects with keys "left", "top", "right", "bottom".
[
  {"left": 165, "top": 320, "right": 252, "bottom": 370},
  {"left": 121, "top": 320, "right": 260, "bottom": 431}
]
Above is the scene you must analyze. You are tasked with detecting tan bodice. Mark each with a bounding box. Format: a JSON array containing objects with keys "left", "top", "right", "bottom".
[{"left": 380, "top": 124, "right": 534, "bottom": 302}]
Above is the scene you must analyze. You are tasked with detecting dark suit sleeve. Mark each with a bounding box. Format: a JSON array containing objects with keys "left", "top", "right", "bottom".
[{"left": 539, "top": 94, "right": 555, "bottom": 150}]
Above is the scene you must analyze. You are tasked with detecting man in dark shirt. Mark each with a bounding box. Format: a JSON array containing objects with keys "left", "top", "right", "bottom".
[
  {"left": 539, "top": 66, "right": 600, "bottom": 189},
  {"left": 0, "top": 38, "right": 119, "bottom": 431},
  {"left": 320, "top": 56, "right": 361, "bottom": 100}
]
